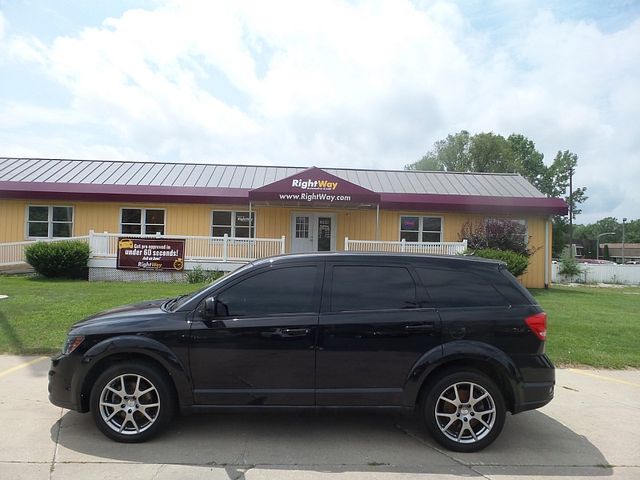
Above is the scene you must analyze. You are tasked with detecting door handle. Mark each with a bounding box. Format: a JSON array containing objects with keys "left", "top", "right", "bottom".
[
  {"left": 282, "top": 327, "right": 311, "bottom": 337},
  {"left": 404, "top": 323, "right": 435, "bottom": 332}
]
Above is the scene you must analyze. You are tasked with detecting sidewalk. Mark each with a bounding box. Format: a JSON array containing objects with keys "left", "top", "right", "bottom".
[{"left": 0, "top": 356, "right": 638, "bottom": 479}]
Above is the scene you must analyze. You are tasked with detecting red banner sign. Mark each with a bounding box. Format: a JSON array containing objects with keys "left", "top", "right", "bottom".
[{"left": 117, "top": 238, "right": 185, "bottom": 271}]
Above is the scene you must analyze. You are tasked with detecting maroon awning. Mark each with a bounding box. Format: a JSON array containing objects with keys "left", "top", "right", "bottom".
[
  {"left": 249, "top": 166, "right": 380, "bottom": 206},
  {"left": 380, "top": 193, "right": 568, "bottom": 215}
]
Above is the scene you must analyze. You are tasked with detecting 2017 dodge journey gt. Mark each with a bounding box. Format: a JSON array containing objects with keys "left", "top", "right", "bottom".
[{"left": 49, "top": 252, "right": 554, "bottom": 452}]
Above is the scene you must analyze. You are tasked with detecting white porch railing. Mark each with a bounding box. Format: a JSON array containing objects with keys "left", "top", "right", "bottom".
[
  {"left": 89, "top": 231, "right": 286, "bottom": 262},
  {"left": 344, "top": 238, "right": 468, "bottom": 256},
  {"left": 0, "top": 236, "right": 90, "bottom": 266}
]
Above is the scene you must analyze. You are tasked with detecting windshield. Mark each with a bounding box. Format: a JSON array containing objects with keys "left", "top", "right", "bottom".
[{"left": 169, "top": 262, "right": 255, "bottom": 311}]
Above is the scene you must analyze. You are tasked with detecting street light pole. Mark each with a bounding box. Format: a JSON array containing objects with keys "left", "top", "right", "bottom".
[
  {"left": 596, "top": 232, "right": 615, "bottom": 260},
  {"left": 622, "top": 218, "right": 627, "bottom": 264}
]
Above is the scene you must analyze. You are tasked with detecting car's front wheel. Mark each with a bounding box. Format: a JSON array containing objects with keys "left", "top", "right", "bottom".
[
  {"left": 89, "top": 362, "right": 175, "bottom": 442},
  {"left": 422, "top": 370, "right": 506, "bottom": 452}
]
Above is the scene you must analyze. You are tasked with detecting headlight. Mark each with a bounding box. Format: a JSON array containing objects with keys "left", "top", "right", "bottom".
[{"left": 63, "top": 335, "right": 85, "bottom": 355}]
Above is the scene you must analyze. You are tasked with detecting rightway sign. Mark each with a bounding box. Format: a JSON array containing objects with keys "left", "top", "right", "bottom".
[
  {"left": 249, "top": 166, "right": 380, "bottom": 205},
  {"left": 117, "top": 238, "right": 185, "bottom": 271}
]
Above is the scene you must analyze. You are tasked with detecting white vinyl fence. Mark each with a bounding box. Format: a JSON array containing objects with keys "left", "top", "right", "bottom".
[
  {"left": 89, "top": 231, "right": 286, "bottom": 263},
  {"left": 345, "top": 238, "right": 468, "bottom": 256},
  {"left": 0, "top": 236, "right": 89, "bottom": 266},
  {"left": 552, "top": 263, "right": 640, "bottom": 285}
]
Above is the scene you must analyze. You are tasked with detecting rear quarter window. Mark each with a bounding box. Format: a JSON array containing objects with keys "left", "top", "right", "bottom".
[{"left": 416, "top": 266, "right": 509, "bottom": 308}]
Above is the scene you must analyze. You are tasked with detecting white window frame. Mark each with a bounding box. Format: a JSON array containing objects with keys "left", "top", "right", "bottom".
[
  {"left": 211, "top": 210, "right": 256, "bottom": 238},
  {"left": 119, "top": 207, "right": 166, "bottom": 235},
  {"left": 25, "top": 205, "right": 74, "bottom": 239},
  {"left": 399, "top": 215, "right": 443, "bottom": 243},
  {"left": 484, "top": 217, "right": 528, "bottom": 245}
]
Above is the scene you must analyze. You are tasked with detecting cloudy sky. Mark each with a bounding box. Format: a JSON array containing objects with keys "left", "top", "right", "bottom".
[{"left": 0, "top": 0, "right": 638, "bottom": 223}]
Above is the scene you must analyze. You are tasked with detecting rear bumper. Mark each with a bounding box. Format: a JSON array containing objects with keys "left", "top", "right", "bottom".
[{"left": 512, "top": 354, "right": 555, "bottom": 414}]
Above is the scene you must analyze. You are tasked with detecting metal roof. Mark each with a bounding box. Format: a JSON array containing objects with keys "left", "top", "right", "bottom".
[{"left": 0, "top": 157, "right": 545, "bottom": 198}]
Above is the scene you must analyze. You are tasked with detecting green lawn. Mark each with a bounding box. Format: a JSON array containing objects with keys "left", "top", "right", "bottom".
[
  {"left": 1, "top": 277, "right": 639, "bottom": 368},
  {"left": 531, "top": 285, "right": 640, "bottom": 368},
  {"left": 0, "top": 276, "right": 205, "bottom": 354}
]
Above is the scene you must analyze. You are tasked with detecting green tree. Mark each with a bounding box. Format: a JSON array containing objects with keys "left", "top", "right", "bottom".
[{"left": 408, "top": 131, "right": 589, "bottom": 257}]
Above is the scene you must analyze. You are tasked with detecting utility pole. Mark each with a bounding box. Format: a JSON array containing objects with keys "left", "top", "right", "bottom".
[
  {"left": 622, "top": 218, "right": 627, "bottom": 264},
  {"left": 569, "top": 167, "right": 573, "bottom": 258}
]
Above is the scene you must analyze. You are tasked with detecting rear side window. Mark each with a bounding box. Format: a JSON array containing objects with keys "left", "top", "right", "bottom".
[
  {"left": 416, "top": 267, "right": 508, "bottom": 308},
  {"left": 330, "top": 265, "right": 416, "bottom": 312},
  {"left": 216, "top": 266, "right": 318, "bottom": 317}
]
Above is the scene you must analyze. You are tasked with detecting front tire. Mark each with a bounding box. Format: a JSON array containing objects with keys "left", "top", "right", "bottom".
[
  {"left": 89, "top": 362, "right": 175, "bottom": 443},
  {"left": 422, "top": 370, "right": 506, "bottom": 452}
]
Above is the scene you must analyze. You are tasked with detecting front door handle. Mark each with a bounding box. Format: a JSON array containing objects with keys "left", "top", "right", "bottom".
[{"left": 282, "top": 327, "right": 311, "bottom": 337}]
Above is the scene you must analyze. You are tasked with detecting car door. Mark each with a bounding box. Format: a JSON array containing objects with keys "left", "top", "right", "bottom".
[
  {"left": 189, "top": 262, "right": 323, "bottom": 406},
  {"left": 316, "top": 261, "right": 442, "bottom": 406}
]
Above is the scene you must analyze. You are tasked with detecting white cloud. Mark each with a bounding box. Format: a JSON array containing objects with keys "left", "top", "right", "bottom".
[{"left": 0, "top": 0, "right": 638, "bottom": 222}]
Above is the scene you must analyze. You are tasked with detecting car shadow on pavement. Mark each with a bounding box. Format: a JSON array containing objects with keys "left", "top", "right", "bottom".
[{"left": 52, "top": 408, "right": 613, "bottom": 477}]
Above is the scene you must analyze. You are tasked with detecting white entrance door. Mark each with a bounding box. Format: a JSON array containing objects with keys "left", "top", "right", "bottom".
[{"left": 291, "top": 213, "right": 336, "bottom": 253}]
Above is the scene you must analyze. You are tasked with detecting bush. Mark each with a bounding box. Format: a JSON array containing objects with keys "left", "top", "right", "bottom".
[
  {"left": 558, "top": 254, "right": 582, "bottom": 277},
  {"left": 25, "top": 240, "right": 90, "bottom": 278},
  {"left": 471, "top": 248, "right": 530, "bottom": 277},
  {"left": 186, "top": 265, "right": 224, "bottom": 284}
]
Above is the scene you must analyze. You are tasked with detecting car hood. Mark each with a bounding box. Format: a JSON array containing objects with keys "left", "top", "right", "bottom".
[{"left": 71, "top": 299, "right": 169, "bottom": 331}]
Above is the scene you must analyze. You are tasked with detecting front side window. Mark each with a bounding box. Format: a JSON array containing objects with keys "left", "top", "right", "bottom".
[
  {"left": 330, "top": 265, "right": 416, "bottom": 312},
  {"left": 27, "top": 206, "right": 73, "bottom": 238},
  {"left": 212, "top": 211, "right": 255, "bottom": 238},
  {"left": 121, "top": 208, "right": 165, "bottom": 235},
  {"left": 214, "top": 266, "right": 318, "bottom": 317},
  {"left": 400, "top": 216, "right": 442, "bottom": 242}
]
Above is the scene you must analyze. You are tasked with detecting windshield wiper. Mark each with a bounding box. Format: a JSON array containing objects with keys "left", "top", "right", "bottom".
[{"left": 164, "top": 294, "right": 189, "bottom": 311}]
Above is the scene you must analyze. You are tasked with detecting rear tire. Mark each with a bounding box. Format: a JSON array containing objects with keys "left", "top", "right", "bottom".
[
  {"left": 89, "top": 362, "right": 175, "bottom": 443},
  {"left": 422, "top": 370, "right": 506, "bottom": 452}
]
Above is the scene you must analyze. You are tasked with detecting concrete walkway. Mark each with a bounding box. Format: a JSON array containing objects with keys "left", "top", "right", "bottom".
[{"left": 0, "top": 355, "right": 638, "bottom": 479}]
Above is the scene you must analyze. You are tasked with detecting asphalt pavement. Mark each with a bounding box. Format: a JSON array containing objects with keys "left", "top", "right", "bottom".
[{"left": 0, "top": 355, "right": 638, "bottom": 480}]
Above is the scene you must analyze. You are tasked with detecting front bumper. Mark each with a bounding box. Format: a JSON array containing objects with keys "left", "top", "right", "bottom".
[{"left": 48, "top": 353, "right": 85, "bottom": 412}]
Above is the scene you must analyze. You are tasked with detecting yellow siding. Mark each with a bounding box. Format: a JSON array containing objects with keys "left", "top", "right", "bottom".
[{"left": 0, "top": 199, "right": 551, "bottom": 288}]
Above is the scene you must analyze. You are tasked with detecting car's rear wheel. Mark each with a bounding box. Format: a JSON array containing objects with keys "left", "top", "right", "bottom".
[
  {"left": 89, "top": 362, "right": 175, "bottom": 442},
  {"left": 422, "top": 370, "right": 506, "bottom": 452}
]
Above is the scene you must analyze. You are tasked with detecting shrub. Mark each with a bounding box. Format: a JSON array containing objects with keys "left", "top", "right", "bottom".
[
  {"left": 25, "top": 240, "right": 90, "bottom": 278},
  {"left": 186, "top": 265, "right": 224, "bottom": 284},
  {"left": 471, "top": 248, "right": 530, "bottom": 277},
  {"left": 558, "top": 254, "right": 582, "bottom": 278}
]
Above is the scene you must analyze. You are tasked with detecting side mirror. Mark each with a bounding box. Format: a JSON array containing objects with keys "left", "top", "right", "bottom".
[{"left": 204, "top": 297, "right": 217, "bottom": 320}]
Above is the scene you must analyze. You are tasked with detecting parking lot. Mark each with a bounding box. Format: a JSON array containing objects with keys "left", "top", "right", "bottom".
[{"left": 0, "top": 355, "right": 638, "bottom": 480}]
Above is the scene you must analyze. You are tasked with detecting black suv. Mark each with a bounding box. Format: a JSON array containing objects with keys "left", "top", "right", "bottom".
[{"left": 49, "top": 253, "right": 554, "bottom": 452}]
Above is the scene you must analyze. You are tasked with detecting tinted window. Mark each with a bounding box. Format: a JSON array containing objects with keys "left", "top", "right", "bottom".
[
  {"left": 215, "top": 266, "right": 318, "bottom": 317},
  {"left": 331, "top": 265, "right": 416, "bottom": 312},
  {"left": 416, "top": 267, "right": 508, "bottom": 308}
]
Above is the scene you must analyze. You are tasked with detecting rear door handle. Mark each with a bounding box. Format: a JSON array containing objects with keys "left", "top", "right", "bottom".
[{"left": 404, "top": 323, "right": 435, "bottom": 332}]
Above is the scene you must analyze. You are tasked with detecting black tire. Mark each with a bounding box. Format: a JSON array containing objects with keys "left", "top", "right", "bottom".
[
  {"left": 421, "top": 370, "right": 506, "bottom": 452},
  {"left": 89, "top": 361, "right": 175, "bottom": 443}
]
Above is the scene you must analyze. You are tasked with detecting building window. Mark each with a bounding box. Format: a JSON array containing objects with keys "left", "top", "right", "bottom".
[
  {"left": 400, "top": 216, "right": 442, "bottom": 242},
  {"left": 120, "top": 208, "right": 165, "bottom": 235},
  {"left": 485, "top": 218, "right": 528, "bottom": 245},
  {"left": 212, "top": 211, "right": 255, "bottom": 238},
  {"left": 27, "top": 206, "right": 74, "bottom": 238}
]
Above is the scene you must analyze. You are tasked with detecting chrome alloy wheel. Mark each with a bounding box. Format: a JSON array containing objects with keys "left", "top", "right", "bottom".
[
  {"left": 434, "top": 381, "right": 496, "bottom": 444},
  {"left": 98, "top": 374, "right": 160, "bottom": 435}
]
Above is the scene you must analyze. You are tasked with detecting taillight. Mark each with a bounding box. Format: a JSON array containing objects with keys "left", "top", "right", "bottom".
[{"left": 525, "top": 312, "right": 547, "bottom": 341}]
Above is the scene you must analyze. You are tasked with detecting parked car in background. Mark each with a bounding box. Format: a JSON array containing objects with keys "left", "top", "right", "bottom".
[{"left": 49, "top": 253, "right": 554, "bottom": 452}]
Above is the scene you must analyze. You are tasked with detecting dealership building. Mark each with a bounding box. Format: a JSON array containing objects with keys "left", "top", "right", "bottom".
[{"left": 0, "top": 157, "right": 567, "bottom": 287}]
